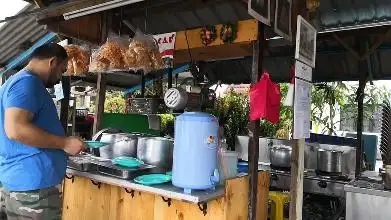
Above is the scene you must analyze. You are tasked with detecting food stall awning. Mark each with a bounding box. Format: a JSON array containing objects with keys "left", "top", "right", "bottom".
[{"left": 5, "top": 0, "right": 390, "bottom": 84}]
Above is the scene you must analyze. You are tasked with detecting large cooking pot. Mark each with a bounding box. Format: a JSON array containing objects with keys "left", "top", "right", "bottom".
[
  {"left": 270, "top": 145, "right": 292, "bottom": 168},
  {"left": 317, "top": 149, "right": 343, "bottom": 173},
  {"left": 112, "top": 133, "right": 140, "bottom": 158},
  {"left": 137, "top": 137, "right": 174, "bottom": 169},
  {"left": 97, "top": 133, "right": 144, "bottom": 159}
]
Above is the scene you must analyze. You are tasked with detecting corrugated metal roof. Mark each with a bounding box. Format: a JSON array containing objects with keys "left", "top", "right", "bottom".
[
  {"left": 317, "top": 0, "right": 391, "bottom": 31},
  {"left": 125, "top": 0, "right": 251, "bottom": 35},
  {"left": 0, "top": 4, "right": 49, "bottom": 65}
]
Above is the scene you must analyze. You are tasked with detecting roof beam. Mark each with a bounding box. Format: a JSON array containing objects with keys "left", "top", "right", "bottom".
[{"left": 34, "top": 0, "right": 45, "bottom": 7}]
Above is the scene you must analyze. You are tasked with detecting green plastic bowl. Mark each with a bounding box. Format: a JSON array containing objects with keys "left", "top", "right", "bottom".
[
  {"left": 84, "top": 141, "right": 108, "bottom": 149},
  {"left": 112, "top": 156, "right": 144, "bottom": 168},
  {"left": 134, "top": 174, "right": 172, "bottom": 185}
]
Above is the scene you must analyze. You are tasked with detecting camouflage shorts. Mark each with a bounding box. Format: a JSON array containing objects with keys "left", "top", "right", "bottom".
[
  {"left": 0, "top": 183, "right": 6, "bottom": 220},
  {"left": 2, "top": 186, "right": 62, "bottom": 220}
]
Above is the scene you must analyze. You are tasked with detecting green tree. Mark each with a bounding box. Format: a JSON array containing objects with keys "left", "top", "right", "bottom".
[
  {"left": 311, "top": 82, "right": 391, "bottom": 134},
  {"left": 311, "top": 82, "right": 348, "bottom": 135},
  {"left": 104, "top": 91, "right": 126, "bottom": 114}
]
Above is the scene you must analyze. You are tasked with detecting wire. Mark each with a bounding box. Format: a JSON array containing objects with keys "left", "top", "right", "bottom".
[
  {"left": 144, "top": 0, "right": 148, "bottom": 33},
  {"left": 184, "top": 30, "right": 193, "bottom": 62}
]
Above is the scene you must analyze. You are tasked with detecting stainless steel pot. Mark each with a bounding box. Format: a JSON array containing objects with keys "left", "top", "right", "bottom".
[
  {"left": 270, "top": 145, "right": 292, "bottom": 168},
  {"left": 112, "top": 133, "right": 140, "bottom": 158},
  {"left": 97, "top": 133, "right": 144, "bottom": 159},
  {"left": 99, "top": 133, "right": 121, "bottom": 159},
  {"left": 137, "top": 137, "right": 174, "bottom": 169},
  {"left": 317, "top": 149, "right": 343, "bottom": 173}
]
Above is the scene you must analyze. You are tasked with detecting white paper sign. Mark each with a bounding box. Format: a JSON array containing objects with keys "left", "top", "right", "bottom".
[
  {"left": 293, "top": 78, "right": 311, "bottom": 139},
  {"left": 295, "top": 60, "right": 312, "bottom": 82},
  {"left": 54, "top": 82, "right": 64, "bottom": 101},
  {"left": 154, "top": 32, "right": 176, "bottom": 68},
  {"left": 154, "top": 32, "right": 176, "bottom": 57}
]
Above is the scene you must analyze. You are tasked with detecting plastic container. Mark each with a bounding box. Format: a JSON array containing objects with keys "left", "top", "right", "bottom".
[
  {"left": 172, "top": 112, "right": 219, "bottom": 194},
  {"left": 237, "top": 161, "right": 249, "bottom": 173},
  {"left": 218, "top": 150, "right": 238, "bottom": 184}
]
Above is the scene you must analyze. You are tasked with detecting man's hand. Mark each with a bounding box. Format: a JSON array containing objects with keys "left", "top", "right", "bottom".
[{"left": 64, "top": 137, "right": 85, "bottom": 155}]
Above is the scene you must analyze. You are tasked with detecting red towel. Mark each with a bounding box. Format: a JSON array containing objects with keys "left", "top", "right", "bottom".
[{"left": 249, "top": 72, "right": 281, "bottom": 124}]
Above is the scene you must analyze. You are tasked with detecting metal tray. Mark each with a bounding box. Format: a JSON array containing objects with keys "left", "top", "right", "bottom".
[
  {"left": 97, "top": 160, "right": 156, "bottom": 179},
  {"left": 67, "top": 155, "right": 98, "bottom": 172}
]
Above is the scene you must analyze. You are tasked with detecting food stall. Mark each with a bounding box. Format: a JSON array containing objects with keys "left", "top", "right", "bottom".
[
  {"left": 29, "top": 1, "right": 271, "bottom": 219},
  {"left": 3, "top": 1, "right": 391, "bottom": 219},
  {"left": 62, "top": 21, "right": 269, "bottom": 220}
]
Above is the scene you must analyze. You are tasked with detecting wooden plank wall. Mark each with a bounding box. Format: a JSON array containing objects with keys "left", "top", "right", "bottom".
[
  {"left": 62, "top": 172, "right": 269, "bottom": 220},
  {"left": 174, "top": 19, "right": 259, "bottom": 64}
]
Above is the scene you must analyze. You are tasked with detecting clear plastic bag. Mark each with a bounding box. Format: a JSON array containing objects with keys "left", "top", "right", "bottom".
[
  {"left": 89, "top": 48, "right": 109, "bottom": 72},
  {"left": 127, "top": 39, "right": 152, "bottom": 73},
  {"left": 130, "top": 30, "right": 164, "bottom": 73},
  {"left": 64, "top": 44, "right": 90, "bottom": 76},
  {"left": 89, "top": 34, "right": 130, "bottom": 73},
  {"left": 100, "top": 35, "right": 129, "bottom": 71}
]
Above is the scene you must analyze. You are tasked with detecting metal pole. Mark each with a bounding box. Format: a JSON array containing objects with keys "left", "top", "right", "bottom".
[
  {"left": 60, "top": 76, "right": 70, "bottom": 133},
  {"left": 168, "top": 68, "right": 173, "bottom": 89},
  {"left": 248, "top": 22, "right": 265, "bottom": 220},
  {"left": 141, "top": 71, "right": 146, "bottom": 97}
]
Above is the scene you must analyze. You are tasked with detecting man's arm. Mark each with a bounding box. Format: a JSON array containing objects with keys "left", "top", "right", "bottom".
[
  {"left": 4, "top": 76, "right": 83, "bottom": 155},
  {"left": 5, "top": 107, "right": 66, "bottom": 149}
]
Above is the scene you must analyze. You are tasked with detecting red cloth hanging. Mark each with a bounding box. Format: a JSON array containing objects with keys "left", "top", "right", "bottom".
[
  {"left": 249, "top": 72, "right": 281, "bottom": 124},
  {"left": 290, "top": 65, "right": 295, "bottom": 84}
]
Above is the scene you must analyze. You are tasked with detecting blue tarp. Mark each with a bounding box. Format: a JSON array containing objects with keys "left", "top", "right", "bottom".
[
  {"left": 0, "top": 33, "right": 57, "bottom": 76},
  {"left": 124, "top": 64, "right": 190, "bottom": 94}
]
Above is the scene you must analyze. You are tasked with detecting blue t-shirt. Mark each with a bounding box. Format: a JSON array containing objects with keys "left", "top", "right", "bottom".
[{"left": 0, "top": 70, "right": 66, "bottom": 191}]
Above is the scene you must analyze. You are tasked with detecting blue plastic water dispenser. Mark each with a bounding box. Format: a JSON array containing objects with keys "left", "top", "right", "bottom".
[{"left": 172, "top": 112, "right": 219, "bottom": 193}]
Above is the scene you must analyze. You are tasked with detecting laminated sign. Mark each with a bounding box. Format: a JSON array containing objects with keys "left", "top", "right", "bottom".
[{"left": 249, "top": 72, "right": 281, "bottom": 123}]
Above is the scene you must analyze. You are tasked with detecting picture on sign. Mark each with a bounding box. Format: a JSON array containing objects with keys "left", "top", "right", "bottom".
[
  {"left": 274, "top": 0, "right": 292, "bottom": 41},
  {"left": 248, "top": 0, "right": 271, "bottom": 25},
  {"left": 295, "top": 15, "right": 317, "bottom": 68}
]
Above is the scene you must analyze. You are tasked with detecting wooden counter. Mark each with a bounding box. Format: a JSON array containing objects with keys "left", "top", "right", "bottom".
[{"left": 62, "top": 171, "right": 269, "bottom": 220}]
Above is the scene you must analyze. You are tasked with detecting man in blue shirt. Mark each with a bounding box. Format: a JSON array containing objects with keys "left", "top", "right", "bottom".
[{"left": 0, "top": 43, "right": 84, "bottom": 220}]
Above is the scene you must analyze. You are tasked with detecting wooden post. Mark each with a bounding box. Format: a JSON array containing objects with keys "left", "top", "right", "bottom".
[
  {"left": 289, "top": 1, "right": 309, "bottom": 219},
  {"left": 93, "top": 73, "right": 106, "bottom": 135},
  {"left": 248, "top": 22, "right": 265, "bottom": 220},
  {"left": 356, "top": 76, "right": 365, "bottom": 176},
  {"left": 289, "top": 139, "right": 305, "bottom": 220},
  {"left": 60, "top": 76, "right": 71, "bottom": 133},
  {"left": 355, "top": 39, "right": 368, "bottom": 176}
]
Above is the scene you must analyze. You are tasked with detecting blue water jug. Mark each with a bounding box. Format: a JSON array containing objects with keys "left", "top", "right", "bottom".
[{"left": 172, "top": 112, "right": 220, "bottom": 193}]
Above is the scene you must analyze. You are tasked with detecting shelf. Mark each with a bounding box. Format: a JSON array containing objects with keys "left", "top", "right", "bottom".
[{"left": 69, "top": 69, "right": 169, "bottom": 88}]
